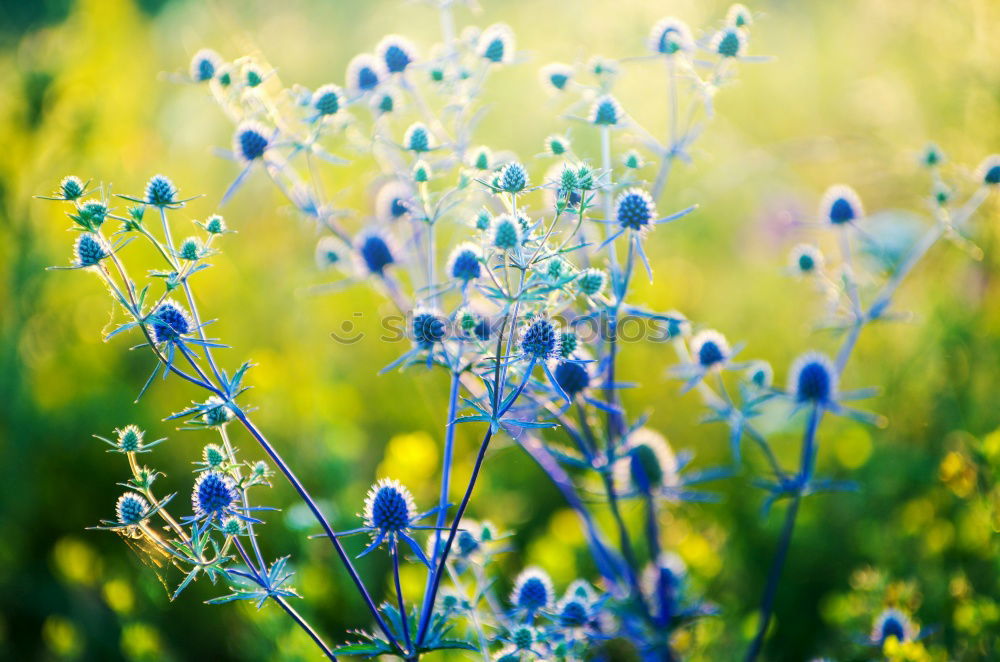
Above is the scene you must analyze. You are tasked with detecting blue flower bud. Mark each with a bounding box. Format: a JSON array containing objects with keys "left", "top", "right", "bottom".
[
  {"left": 192, "top": 471, "right": 237, "bottom": 517},
  {"left": 74, "top": 233, "right": 108, "bottom": 267},
  {"left": 498, "top": 161, "right": 528, "bottom": 193},
  {"left": 589, "top": 94, "right": 623, "bottom": 126},
  {"left": 820, "top": 185, "right": 863, "bottom": 225},
  {"left": 520, "top": 318, "right": 561, "bottom": 361},
  {"left": 377, "top": 35, "right": 417, "bottom": 74},
  {"left": 615, "top": 188, "right": 656, "bottom": 231},
  {"left": 312, "top": 84, "right": 344, "bottom": 116},
  {"left": 190, "top": 49, "right": 222, "bottom": 82},
  {"left": 692, "top": 330, "right": 729, "bottom": 368},
  {"left": 511, "top": 568, "right": 553, "bottom": 612},
  {"left": 357, "top": 232, "right": 395, "bottom": 275},
  {"left": 648, "top": 18, "right": 694, "bottom": 55},
  {"left": 448, "top": 242, "right": 482, "bottom": 281},
  {"left": 789, "top": 351, "right": 837, "bottom": 404},
  {"left": 477, "top": 24, "right": 515, "bottom": 64},
  {"left": 364, "top": 478, "right": 415, "bottom": 534},
  {"left": 234, "top": 122, "right": 269, "bottom": 162},
  {"left": 347, "top": 54, "right": 384, "bottom": 92},
  {"left": 151, "top": 300, "right": 192, "bottom": 344},
  {"left": 116, "top": 492, "right": 149, "bottom": 526}
]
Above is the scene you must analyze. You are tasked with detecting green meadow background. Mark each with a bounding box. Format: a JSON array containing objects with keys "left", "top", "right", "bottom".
[{"left": 1, "top": 0, "right": 998, "bottom": 660}]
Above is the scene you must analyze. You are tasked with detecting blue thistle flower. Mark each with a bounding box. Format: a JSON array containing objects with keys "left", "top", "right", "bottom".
[
  {"left": 510, "top": 626, "right": 535, "bottom": 650},
  {"left": 788, "top": 351, "right": 837, "bottom": 404},
  {"left": 312, "top": 84, "right": 344, "bottom": 116},
  {"left": 921, "top": 142, "right": 944, "bottom": 168},
  {"left": 498, "top": 161, "right": 529, "bottom": 193},
  {"left": 372, "top": 90, "right": 396, "bottom": 115},
  {"left": 403, "top": 122, "right": 433, "bottom": 153},
  {"left": 477, "top": 24, "right": 515, "bottom": 64},
  {"left": 412, "top": 308, "right": 446, "bottom": 348},
  {"left": 469, "top": 146, "right": 493, "bottom": 171},
  {"left": 447, "top": 242, "right": 482, "bottom": 282},
  {"left": 59, "top": 176, "right": 85, "bottom": 201},
  {"left": 243, "top": 63, "right": 264, "bottom": 87},
  {"left": 202, "top": 443, "right": 226, "bottom": 469},
  {"left": 490, "top": 214, "right": 524, "bottom": 251},
  {"left": 202, "top": 395, "right": 233, "bottom": 426},
  {"left": 977, "top": 154, "right": 1000, "bottom": 186},
  {"left": 662, "top": 311, "right": 690, "bottom": 339},
  {"left": 558, "top": 597, "right": 590, "bottom": 628},
  {"left": 726, "top": 3, "right": 754, "bottom": 28},
  {"left": 74, "top": 233, "right": 108, "bottom": 267},
  {"left": 554, "top": 361, "right": 590, "bottom": 398},
  {"left": 144, "top": 174, "right": 177, "bottom": 207},
  {"left": 234, "top": 122, "right": 270, "bottom": 162},
  {"left": 356, "top": 232, "right": 396, "bottom": 275},
  {"left": 205, "top": 214, "right": 226, "bottom": 234},
  {"left": 510, "top": 567, "right": 554, "bottom": 613},
  {"left": 692, "top": 329, "right": 730, "bottom": 368},
  {"left": 178, "top": 236, "right": 202, "bottom": 261},
  {"left": 871, "top": 608, "right": 916, "bottom": 646},
  {"left": 412, "top": 160, "right": 432, "bottom": 183},
  {"left": 151, "top": 300, "right": 192, "bottom": 344},
  {"left": 577, "top": 268, "right": 607, "bottom": 296},
  {"left": 558, "top": 329, "right": 578, "bottom": 357},
  {"left": 456, "top": 529, "right": 480, "bottom": 556},
  {"left": 115, "top": 425, "right": 145, "bottom": 452},
  {"left": 315, "top": 236, "right": 344, "bottom": 270},
  {"left": 116, "top": 492, "right": 150, "bottom": 526},
  {"left": 615, "top": 188, "right": 657, "bottom": 232},
  {"left": 189, "top": 48, "right": 222, "bottom": 82},
  {"left": 819, "top": 184, "right": 863, "bottom": 225},
  {"left": 473, "top": 208, "right": 492, "bottom": 232},
  {"left": 474, "top": 317, "right": 491, "bottom": 342},
  {"left": 520, "top": 318, "right": 562, "bottom": 361},
  {"left": 623, "top": 149, "right": 644, "bottom": 169},
  {"left": 220, "top": 516, "right": 243, "bottom": 536},
  {"left": 616, "top": 428, "right": 678, "bottom": 494},
  {"left": 375, "top": 181, "right": 412, "bottom": 222},
  {"left": 712, "top": 27, "right": 748, "bottom": 58},
  {"left": 746, "top": 360, "right": 773, "bottom": 390},
  {"left": 363, "top": 478, "right": 416, "bottom": 535},
  {"left": 377, "top": 35, "right": 417, "bottom": 74},
  {"left": 346, "top": 53, "right": 384, "bottom": 93},
  {"left": 648, "top": 18, "right": 694, "bottom": 55},
  {"left": 790, "top": 243, "right": 823, "bottom": 275},
  {"left": 545, "top": 134, "right": 570, "bottom": 156},
  {"left": 192, "top": 471, "right": 237, "bottom": 518},
  {"left": 540, "top": 63, "right": 573, "bottom": 92},
  {"left": 589, "top": 94, "right": 623, "bottom": 126}
]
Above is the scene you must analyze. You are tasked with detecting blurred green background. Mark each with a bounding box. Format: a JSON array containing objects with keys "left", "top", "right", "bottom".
[{"left": 1, "top": 0, "right": 999, "bottom": 660}]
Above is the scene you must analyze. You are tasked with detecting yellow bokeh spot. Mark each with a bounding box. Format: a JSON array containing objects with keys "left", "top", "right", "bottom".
[
  {"left": 679, "top": 533, "right": 721, "bottom": 578},
  {"left": 43, "top": 616, "right": 81, "bottom": 657},
  {"left": 939, "top": 451, "right": 976, "bottom": 498},
  {"left": 549, "top": 508, "right": 584, "bottom": 546},
  {"left": 102, "top": 578, "right": 134, "bottom": 614},
  {"left": 377, "top": 431, "right": 439, "bottom": 490},
  {"left": 52, "top": 537, "right": 100, "bottom": 586},
  {"left": 120, "top": 622, "right": 162, "bottom": 660},
  {"left": 834, "top": 426, "right": 873, "bottom": 470}
]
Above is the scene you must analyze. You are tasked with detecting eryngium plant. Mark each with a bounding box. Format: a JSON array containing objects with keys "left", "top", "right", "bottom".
[{"left": 38, "top": 2, "right": 997, "bottom": 660}]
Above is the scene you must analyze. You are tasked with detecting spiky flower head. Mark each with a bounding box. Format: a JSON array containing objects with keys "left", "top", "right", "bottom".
[
  {"left": 623, "top": 149, "right": 644, "bottom": 169},
  {"left": 615, "top": 188, "right": 657, "bottom": 232},
  {"left": 510, "top": 567, "right": 554, "bottom": 612},
  {"left": 412, "top": 159, "right": 432, "bottom": 183},
  {"left": 477, "top": 24, "right": 515, "bottom": 64},
  {"left": 59, "top": 176, "right": 85, "bottom": 201},
  {"left": 788, "top": 351, "right": 837, "bottom": 404},
  {"left": 540, "top": 63, "right": 573, "bottom": 92},
  {"left": 871, "top": 608, "right": 916, "bottom": 645},
  {"left": 115, "top": 425, "right": 144, "bottom": 452},
  {"left": 977, "top": 154, "right": 1000, "bottom": 186},
  {"left": 144, "top": 174, "right": 177, "bottom": 207},
  {"left": 178, "top": 236, "right": 203, "bottom": 261},
  {"left": 554, "top": 361, "right": 590, "bottom": 397},
  {"left": 346, "top": 54, "right": 384, "bottom": 93},
  {"left": 375, "top": 181, "right": 412, "bottom": 223},
  {"left": 150, "top": 300, "right": 192, "bottom": 344},
  {"left": 726, "top": 3, "right": 753, "bottom": 28},
  {"left": 589, "top": 94, "right": 624, "bottom": 126},
  {"left": 577, "top": 268, "right": 607, "bottom": 296},
  {"left": 746, "top": 360, "right": 773, "bottom": 389},
  {"left": 356, "top": 232, "right": 396, "bottom": 275},
  {"left": 617, "top": 428, "right": 679, "bottom": 492},
  {"left": 662, "top": 311, "right": 691, "bottom": 339},
  {"left": 648, "top": 18, "right": 694, "bottom": 55},
  {"left": 474, "top": 208, "right": 492, "bottom": 231},
  {"left": 691, "top": 329, "right": 730, "bottom": 368},
  {"left": 448, "top": 242, "right": 482, "bottom": 282},
  {"left": 559, "top": 330, "right": 579, "bottom": 358},
  {"left": 116, "top": 492, "right": 150, "bottom": 526},
  {"left": 711, "top": 27, "right": 748, "bottom": 58},
  {"left": 74, "top": 233, "right": 108, "bottom": 267},
  {"left": 498, "top": 161, "right": 528, "bottom": 193},
  {"left": 190, "top": 48, "right": 222, "bottom": 82},
  {"left": 510, "top": 626, "right": 536, "bottom": 651},
  {"left": 243, "top": 62, "right": 264, "bottom": 87},
  {"left": 547, "top": 255, "right": 570, "bottom": 281},
  {"left": 205, "top": 214, "right": 226, "bottom": 234},
  {"left": 315, "top": 236, "right": 343, "bottom": 270},
  {"left": 363, "top": 478, "right": 416, "bottom": 534},
  {"left": 202, "top": 443, "right": 226, "bottom": 469},
  {"left": 412, "top": 307, "right": 446, "bottom": 348},
  {"left": 470, "top": 146, "right": 493, "bottom": 171},
  {"left": 202, "top": 395, "right": 233, "bottom": 427},
  {"left": 372, "top": 89, "right": 396, "bottom": 115},
  {"left": 312, "top": 84, "right": 344, "bottom": 116},
  {"left": 545, "top": 134, "right": 570, "bottom": 157},
  {"left": 192, "top": 471, "right": 237, "bottom": 517},
  {"left": 77, "top": 199, "right": 108, "bottom": 227},
  {"left": 520, "top": 317, "right": 562, "bottom": 361},
  {"left": 234, "top": 122, "right": 270, "bottom": 162},
  {"left": 490, "top": 214, "right": 524, "bottom": 251},
  {"left": 790, "top": 243, "right": 823, "bottom": 275},
  {"left": 920, "top": 142, "right": 944, "bottom": 168},
  {"left": 558, "top": 594, "right": 590, "bottom": 628},
  {"left": 404, "top": 122, "right": 433, "bottom": 153},
  {"left": 220, "top": 516, "right": 243, "bottom": 536},
  {"left": 819, "top": 185, "right": 863, "bottom": 225},
  {"left": 377, "top": 35, "right": 417, "bottom": 74}
]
